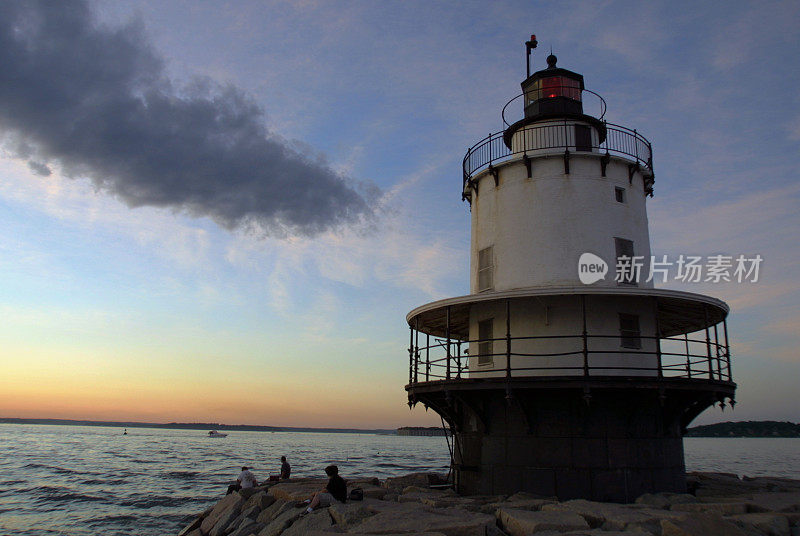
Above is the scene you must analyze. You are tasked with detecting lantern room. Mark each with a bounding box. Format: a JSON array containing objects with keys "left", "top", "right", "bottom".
[{"left": 521, "top": 54, "right": 585, "bottom": 118}]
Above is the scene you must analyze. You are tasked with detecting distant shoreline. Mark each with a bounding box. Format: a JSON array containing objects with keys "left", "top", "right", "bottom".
[
  {"left": 685, "top": 420, "right": 800, "bottom": 438},
  {"left": 5, "top": 418, "right": 798, "bottom": 438},
  {"left": 0, "top": 417, "right": 396, "bottom": 435}
]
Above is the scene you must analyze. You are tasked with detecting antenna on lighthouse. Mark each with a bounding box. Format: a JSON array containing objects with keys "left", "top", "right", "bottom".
[{"left": 525, "top": 34, "right": 538, "bottom": 78}]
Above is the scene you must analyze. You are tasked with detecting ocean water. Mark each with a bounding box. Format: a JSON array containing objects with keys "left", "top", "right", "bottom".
[
  {"left": 1, "top": 424, "right": 799, "bottom": 536},
  {"left": 0, "top": 424, "right": 450, "bottom": 536}
]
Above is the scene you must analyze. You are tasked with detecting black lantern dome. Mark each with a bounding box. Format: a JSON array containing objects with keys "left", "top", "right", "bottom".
[{"left": 502, "top": 53, "right": 607, "bottom": 149}]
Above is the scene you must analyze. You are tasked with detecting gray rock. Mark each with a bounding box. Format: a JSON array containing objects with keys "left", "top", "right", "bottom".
[
  {"left": 351, "top": 505, "right": 494, "bottom": 535},
  {"left": 239, "top": 487, "right": 267, "bottom": 500},
  {"left": 497, "top": 508, "right": 590, "bottom": 536},
  {"left": 201, "top": 494, "right": 245, "bottom": 535},
  {"left": 748, "top": 492, "right": 800, "bottom": 513},
  {"left": 328, "top": 501, "right": 375, "bottom": 528},
  {"left": 177, "top": 515, "right": 202, "bottom": 536},
  {"left": 728, "top": 513, "right": 791, "bottom": 536},
  {"left": 209, "top": 505, "right": 244, "bottom": 536},
  {"left": 478, "top": 498, "right": 555, "bottom": 515},
  {"left": 240, "top": 505, "right": 262, "bottom": 520},
  {"left": 543, "top": 499, "right": 690, "bottom": 533},
  {"left": 243, "top": 491, "right": 276, "bottom": 513},
  {"left": 358, "top": 483, "right": 389, "bottom": 500},
  {"left": 229, "top": 518, "right": 265, "bottom": 536},
  {"left": 383, "top": 472, "right": 445, "bottom": 492},
  {"left": 636, "top": 492, "right": 698, "bottom": 510},
  {"left": 269, "top": 480, "right": 326, "bottom": 501},
  {"left": 257, "top": 504, "right": 305, "bottom": 536},
  {"left": 281, "top": 509, "right": 336, "bottom": 535},
  {"left": 672, "top": 502, "right": 750, "bottom": 515},
  {"left": 660, "top": 512, "right": 750, "bottom": 536},
  {"left": 256, "top": 499, "right": 295, "bottom": 524}
]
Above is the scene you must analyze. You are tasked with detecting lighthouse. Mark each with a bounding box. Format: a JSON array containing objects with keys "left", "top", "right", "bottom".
[{"left": 405, "top": 40, "right": 736, "bottom": 502}]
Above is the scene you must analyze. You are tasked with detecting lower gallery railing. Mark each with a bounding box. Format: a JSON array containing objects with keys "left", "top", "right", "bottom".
[{"left": 407, "top": 328, "right": 731, "bottom": 385}]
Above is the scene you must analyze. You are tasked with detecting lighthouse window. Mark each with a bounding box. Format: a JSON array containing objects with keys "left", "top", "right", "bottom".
[
  {"left": 615, "top": 187, "right": 626, "bottom": 203},
  {"left": 619, "top": 314, "right": 642, "bottom": 349},
  {"left": 614, "top": 237, "right": 636, "bottom": 286},
  {"left": 478, "top": 319, "right": 493, "bottom": 366},
  {"left": 478, "top": 246, "right": 494, "bottom": 292}
]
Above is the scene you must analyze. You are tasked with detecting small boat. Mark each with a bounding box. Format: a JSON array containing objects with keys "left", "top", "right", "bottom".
[{"left": 208, "top": 430, "right": 227, "bottom": 438}]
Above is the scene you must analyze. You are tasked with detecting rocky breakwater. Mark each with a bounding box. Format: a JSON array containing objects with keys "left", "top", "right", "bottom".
[{"left": 177, "top": 472, "right": 800, "bottom": 536}]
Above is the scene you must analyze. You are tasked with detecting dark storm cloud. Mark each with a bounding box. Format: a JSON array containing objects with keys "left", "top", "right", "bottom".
[{"left": 0, "top": 1, "right": 374, "bottom": 236}]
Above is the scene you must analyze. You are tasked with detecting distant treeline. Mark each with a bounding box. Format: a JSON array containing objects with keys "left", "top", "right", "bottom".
[
  {"left": 686, "top": 421, "right": 800, "bottom": 438},
  {"left": 0, "top": 418, "right": 395, "bottom": 435},
  {"left": 397, "top": 426, "right": 448, "bottom": 436}
]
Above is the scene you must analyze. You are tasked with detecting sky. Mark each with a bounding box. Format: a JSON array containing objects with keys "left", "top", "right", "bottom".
[{"left": 0, "top": 0, "right": 798, "bottom": 429}]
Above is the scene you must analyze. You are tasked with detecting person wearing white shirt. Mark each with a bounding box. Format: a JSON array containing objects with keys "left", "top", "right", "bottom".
[{"left": 227, "top": 466, "right": 258, "bottom": 494}]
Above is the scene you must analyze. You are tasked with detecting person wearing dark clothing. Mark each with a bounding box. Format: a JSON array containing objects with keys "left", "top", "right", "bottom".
[
  {"left": 304, "top": 465, "right": 346, "bottom": 512},
  {"left": 326, "top": 471, "right": 347, "bottom": 503},
  {"left": 280, "top": 456, "right": 291, "bottom": 480}
]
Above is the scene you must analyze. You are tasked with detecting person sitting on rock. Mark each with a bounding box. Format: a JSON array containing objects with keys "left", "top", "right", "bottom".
[
  {"left": 226, "top": 466, "right": 258, "bottom": 494},
  {"left": 280, "top": 456, "right": 291, "bottom": 480},
  {"left": 303, "top": 465, "right": 346, "bottom": 512}
]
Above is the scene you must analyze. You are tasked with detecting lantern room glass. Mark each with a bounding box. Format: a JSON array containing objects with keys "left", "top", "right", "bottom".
[{"left": 525, "top": 76, "right": 582, "bottom": 107}]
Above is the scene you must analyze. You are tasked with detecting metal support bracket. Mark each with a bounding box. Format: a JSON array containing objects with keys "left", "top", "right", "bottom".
[
  {"left": 523, "top": 154, "right": 532, "bottom": 179},
  {"left": 563, "top": 149, "right": 570, "bottom": 175},
  {"left": 627, "top": 163, "right": 639, "bottom": 184},
  {"left": 600, "top": 152, "right": 610, "bottom": 177},
  {"left": 488, "top": 165, "right": 499, "bottom": 187},
  {"left": 454, "top": 393, "right": 489, "bottom": 433}
]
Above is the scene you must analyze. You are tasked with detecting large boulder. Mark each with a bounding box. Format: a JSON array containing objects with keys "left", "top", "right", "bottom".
[
  {"left": 244, "top": 491, "right": 276, "bottom": 512},
  {"left": 636, "top": 492, "right": 698, "bottom": 510},
  {"left": 479, "top": 498, "right": 555, "bottom": 515},
  {"left": 201, "top": 493, "right": 245, "bottom": 534},
  {"left": 497, "top": 508, "right": 590, "bottom": 535},
  {"left": 747, "top": 492, "right": 800, "bottom": 513},
  {"left": 350, "top": 505, "right": 494, "bottom": 536},
  {"left": 383, "top": 473, "right": 446, "bottom": 492},
  {"left": 257, "top": 504, "right": 305, "bottom": 536},
  {"left": 660, "top": 512, "right": 750, "bottom": 536},
  {"left": 353, "top": 483, "right": 389, "bottom": 500},
  {"left": 672, "top": 502, "right": 750, "bottom": 515},
  {"left": 728, "top": 513, "right": 791, "bottom": 536},
  {"left": 228, "top": 518, "right": 265, "bottom": 536},
  {"left": 269, "top": 480, "right": 326, "bottom": 501},
  {"left": 281, "top": 509, "right": 337, "bottom": 535},
  {"left": 240, "top": 486, "right": 269, "bottom": 500},
  {"left": 256, "top": 500, "right": 299, "bottom": 524},
  {"left": 399, "top": 487, "right": 457, "bottom": 505},
  {"left": 328, "top": 501, "right": 376, "bottom": 528},
  {"left": 542, "top": 499, "right": 685, "bottom": 533},
  {"left": 177, "top": 515, "right": 203, "bottom": 536}
]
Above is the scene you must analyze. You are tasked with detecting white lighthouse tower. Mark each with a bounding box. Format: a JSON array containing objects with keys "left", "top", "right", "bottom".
[{"left": 405, "top": 39, "right": 735, "bottom": 501}]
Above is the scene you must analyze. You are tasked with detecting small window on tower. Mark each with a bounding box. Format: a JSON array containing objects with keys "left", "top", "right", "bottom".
[
  {"left": 619, "top": 314, "right": 641, "bottom": 349},
  {"left": 615, "top": 187, "right": 626, "bottom": 203},
  {"left": 478, "top": 246, "right": 494, "bottom": 292},
  {"left": 478, "top": 319, "right": 494, "bottom": 366},
  {"left": 614, "top": 237, "right": 636, "bottom": 286}
]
